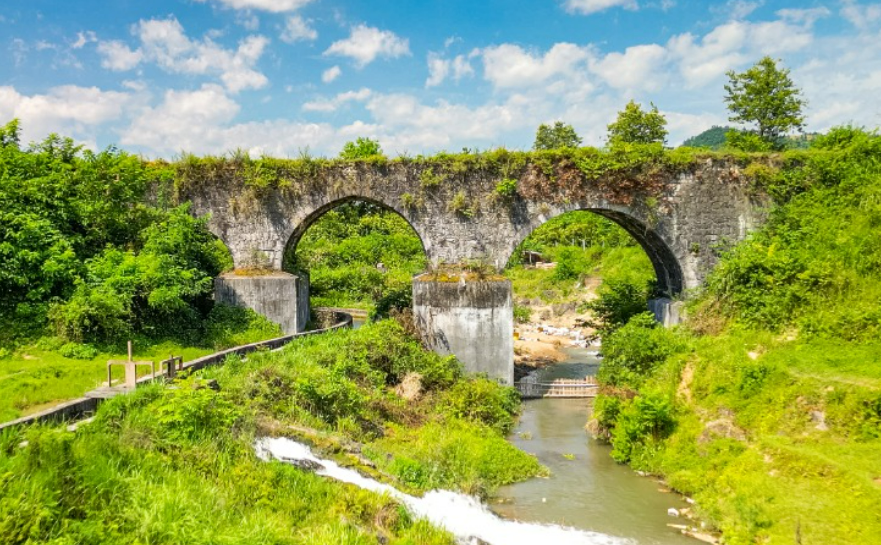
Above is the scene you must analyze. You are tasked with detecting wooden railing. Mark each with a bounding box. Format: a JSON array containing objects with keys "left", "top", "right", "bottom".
[{"left": 0, "top": 311, "right": 353, "bottom": 432}]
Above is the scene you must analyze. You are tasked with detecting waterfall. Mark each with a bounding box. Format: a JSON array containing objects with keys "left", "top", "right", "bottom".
[{"left": 256, "top": 436, "right": 633, "bottom": 545}]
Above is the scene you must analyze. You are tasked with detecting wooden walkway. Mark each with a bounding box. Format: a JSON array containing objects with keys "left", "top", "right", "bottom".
[{"left": 516, "top": 376, "right": 599, "bottom": 399}]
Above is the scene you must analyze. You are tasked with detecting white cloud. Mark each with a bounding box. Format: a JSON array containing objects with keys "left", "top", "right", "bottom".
[
  {"left": 324, "top": 24, "right": 410, "bottom": 67},
  {"left": 564, "top": 0, "right": 638, "bottom": 15},
  {"left": 666, "top": 19, "right": 812, "bottom": 87},
  {"left": 303, "top": 88, "right": 372, "bottom": 112},
  {"left": 71, "top": 31, "right": 96, "bottom": 49},
  {"left": 97, "top": 17, "right": 269, "bottom": 93},
  {"left": 590, "top": 44, "right": 668, "bottom": 91},
  {"left": 281, "top": 15, "right": 317, "bottom": 42},
  {"left": 195, "top": 0, "right": 313, "bottom": 13},
  {"left": 482, "top": 43, "right": 594, "bottom": 88},
  {"left": 97, "top": 40, "right": 143, "bottom": 70},
  {"left": 0, "top": 85, "right": 141, "bottom": 147},
  {"left": 712, "top": 0, "right": 763, "bottom": 20},
  {"left": 840, "top": 0, "right": 881, "bottom": 30},
  {"left": 322, "top": 65, "right": 342, "bottom": 83},
  {"left": 776, "top": 7, "right": 831, "bottom": 26},
  {"left": 425, "top": 53, "right": 474, "bottom": 87}
]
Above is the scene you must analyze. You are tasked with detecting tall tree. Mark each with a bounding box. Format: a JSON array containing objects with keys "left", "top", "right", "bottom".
[
  {"left": 533, "top": 121, "right": 583, "bottom": 150},
  {"left": 724, "top": 57, "right": 805, "bottom": 144},
  {"left": 606, "top": 100, "right": 668, "bottom": 146}
]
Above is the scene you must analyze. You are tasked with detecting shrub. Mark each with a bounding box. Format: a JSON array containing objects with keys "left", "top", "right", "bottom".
[
  {"left": 552, "top": 246, "right": 590, "bottom": 280},
  {"left": 513, "top": 304, "right": 532, "bottom": 323},
  {"left": 587, "top": 279, "right": 653, "bottom": 332},
  {"left": 495, "top": 178, "right": 518, "bottom": 197},
  {"left": 610, "top": 392, "right": 676, "bottom": 463},
  {"left": 58, "top": 342, "right": 99, "bottom": 360},
  {"left": 598, "top": 312, "right": 686, "bottom": 387},
  {"left": 439, "top": 378, "right": 521, "bottom": 434}
]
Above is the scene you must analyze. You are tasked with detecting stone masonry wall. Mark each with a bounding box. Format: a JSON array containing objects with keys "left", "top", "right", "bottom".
[{"left": 182, "top": 157, "right": 769, "bottom": 295}]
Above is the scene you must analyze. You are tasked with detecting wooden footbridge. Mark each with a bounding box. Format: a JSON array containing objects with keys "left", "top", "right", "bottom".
[{"left": 516, "top": 375, "right": 599, "bottom": 399}]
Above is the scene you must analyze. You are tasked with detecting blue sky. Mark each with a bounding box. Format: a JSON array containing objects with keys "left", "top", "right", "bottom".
[{"left": 1, "top": 0, "right": 880, "bottom": 157}]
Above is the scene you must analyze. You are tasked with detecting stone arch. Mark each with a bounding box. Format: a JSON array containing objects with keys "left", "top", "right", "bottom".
[
  {"left": 506, "top": 206, "right": 684, "bottom": 296},
  {"left": 281, "top": 195, "right": 430, "bottom": 266}
]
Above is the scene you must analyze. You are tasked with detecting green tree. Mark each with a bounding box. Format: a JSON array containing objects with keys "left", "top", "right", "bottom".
[
  {"left": 724, "top": 56, "right": 806, "bottom": 147},
  {"left": 339, "top": 137, "right": 383, "bottom": 159},
  {"left": 533, "top": 121, "right": 582, "bottom": 150},
  {"left": 607, "top": 100, "right": 668, "bottom": 146}
]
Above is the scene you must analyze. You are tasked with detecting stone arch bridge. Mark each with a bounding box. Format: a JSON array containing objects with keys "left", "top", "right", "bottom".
[{"left": 180, "top": 155, "right": 768, "bottom": 384}]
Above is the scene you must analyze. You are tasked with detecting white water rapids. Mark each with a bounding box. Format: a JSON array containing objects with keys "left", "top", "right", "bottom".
[{"left": 255, "top": 436, "right": 633, "bottom": 545}]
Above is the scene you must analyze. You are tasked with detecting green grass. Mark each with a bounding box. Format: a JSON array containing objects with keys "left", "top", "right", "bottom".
[
  {"left": 591, "top": 129, "right": 881, "bottom": 544},
  {"left": 0, "top": 306, "right": 282, "bottom": 422},
  {"left": 0, "top": 342, "right": 212, "bottom": 421},
  {"left": 0, "top": 320, "right": 539, "bottom": 544}
]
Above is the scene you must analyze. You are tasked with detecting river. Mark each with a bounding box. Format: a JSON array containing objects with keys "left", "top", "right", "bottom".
[{"left": 493, "top": 347, "right": 696, "bottom": 545}]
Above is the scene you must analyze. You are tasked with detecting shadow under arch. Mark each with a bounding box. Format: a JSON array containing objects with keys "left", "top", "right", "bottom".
[
  {"left": 282, "top": 195, "right": 429, "bottom": 267},
  {"left": 510, "top": 208, "right": 684, "bottom": 297}
]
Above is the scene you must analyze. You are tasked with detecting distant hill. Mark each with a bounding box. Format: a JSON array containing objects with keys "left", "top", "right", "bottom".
[
  {"left": 682, "top": 126, "right": 820, "bottom": 150},
  {"left": 681, "top": 126, "right": 731, "bottom": 149}
]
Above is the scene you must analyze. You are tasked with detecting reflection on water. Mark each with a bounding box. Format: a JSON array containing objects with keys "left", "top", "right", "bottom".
[{"left": 494, "top": 348, "right": 695, "bottom": 545}]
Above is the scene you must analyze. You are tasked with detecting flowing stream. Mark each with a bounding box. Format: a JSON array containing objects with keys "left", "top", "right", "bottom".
[
  {"left": 257, "top": 436, "right": 632, "bottom": 545},
  {"left": 493, "top": 347, "right": 695, "bottom": 544},
  {"left": 260, "top": 321, "right": 694, "bottom": 543}
]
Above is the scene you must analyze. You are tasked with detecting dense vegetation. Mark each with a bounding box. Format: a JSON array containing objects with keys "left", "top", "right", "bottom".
[
  {"left": 0, "top": 320, "right": 540, "bottom": 544},
  {"left": 0, "top": 120, "right": 280, "bottom": 420},
  {"left": 285, "top": 201, "right": 426, "bottom": 315},
  {"left": 592, "top": 127, "right": 881, "bottom": 544}
]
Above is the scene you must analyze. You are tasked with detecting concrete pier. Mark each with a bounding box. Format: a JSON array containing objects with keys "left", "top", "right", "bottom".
[
  {"left": 215, "top": 271, "right": 310, "bottom": 334},
  {"left": 412, "top": 275, "right": 514, "bottom": 385},
  {"left": 648, "top": 297, "right": 685, "bottom": 327}
]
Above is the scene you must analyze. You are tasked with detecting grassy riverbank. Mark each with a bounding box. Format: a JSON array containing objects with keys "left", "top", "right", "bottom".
[
  {"left": 592, "top": 128, "right": 881, "bottom": 544},
  {"left": 0, "top": 320, "right": 541, "bottom": 544}
]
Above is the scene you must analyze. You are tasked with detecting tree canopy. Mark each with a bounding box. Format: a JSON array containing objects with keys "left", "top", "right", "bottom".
[
  {"left": 724, "top": 56, "right": 805, "bottom": 146},
  {"left": 533, "top": 121, "right": 583, "bottom": 150},
  {"left": 607, "top": 100, "right": 668, "bottom": 146}
]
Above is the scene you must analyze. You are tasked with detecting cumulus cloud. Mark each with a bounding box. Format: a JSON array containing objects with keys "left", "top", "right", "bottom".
[
  {"left": 97, "top": 40, "right": 143, "bottom": 70},
  {"left": 564, "top": 0, "right": 638, "bottom": 15},
  {"left": 482, "top": 43, "right": 594, "bottom": 88},
  {"left": 281, "top": 15, "right": 317, "bottom": 42},
  {"left": 322, "top": 65, "right": 342, "bottom": 83},
  {"left": 195, "top": 0, "right": 313, "bottom": 13},
  {"left": 425, "top": 52, "right": 474, "bottom": 87},
  {"left": 0, "top": 85, "right": 142, "bottom": 147},
  {"left": 324, "top": 25, "right": 410, "bottom": 67},
  {"left": 590, "top": 44, "right": 668, "bottom": 91},
  {"left": 303, "top": 88, "right": 372, "bottom": 112},
  {"left": 96, "top": 17, "right": 269, "bottom": 93}
]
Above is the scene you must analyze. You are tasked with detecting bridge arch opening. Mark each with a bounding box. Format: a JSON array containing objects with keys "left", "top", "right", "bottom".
[
  {"left": 507, "top": 209, "right": 683, "bottom": 298},
  {"left": 282, "top": 197, "right": 428, "bottom": 316}
]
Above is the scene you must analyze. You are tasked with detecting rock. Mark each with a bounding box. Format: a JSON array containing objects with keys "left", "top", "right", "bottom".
[
  {"left": 280, "top": 457, "right": 324, "bottom": 472},
  {"left": 667, "top": 508, "right": 680, "bottom": 517},
  {"left": 810, "top": 410, "right": 828, "bottom": 431},
  {"left": 395, "top": 372, "right": 423, "bottom": 401},
  {"left": 699, "top": 418, "right": 747, "bottom": 443},
  {"left": 686, "top": 497, "right": 696, "bottom": 505}
]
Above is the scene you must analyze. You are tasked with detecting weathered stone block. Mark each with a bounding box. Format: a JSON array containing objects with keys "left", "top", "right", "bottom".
[
  {"left": 648, "top": 297, "right": 685, "bottom": 327},
  {"left": 215, "top": 272, "right": 309, "bottom": 334},
  {"left": 412, "top": 276, "right": 514, "bottom": 385}
]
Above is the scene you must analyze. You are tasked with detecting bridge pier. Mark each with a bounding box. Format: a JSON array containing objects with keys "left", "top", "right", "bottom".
[
  {"left": 215, "top": 271, "right": 310, "bottom": 334},
  {"left": 648, "top": 297, "right": 685, "bottom": 327},
  {"left": 412, "top": 274, "right": 514, "bottom": 386}
]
